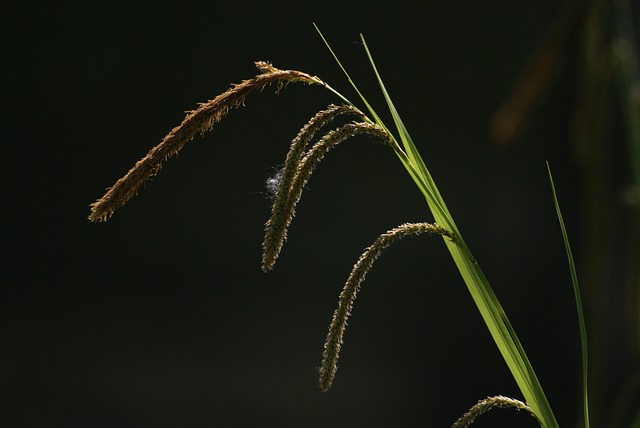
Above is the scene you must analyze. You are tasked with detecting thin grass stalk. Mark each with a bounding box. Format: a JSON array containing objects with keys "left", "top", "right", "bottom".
[
  {"left": 548, "top": 162, "right": 590, "bottom": 428},
  {"left": 315, "top": 28, "right": 554, "bottom": 417},
  {"left": 437, "top": 217, "right": 556, "bottom": 427},
  {"left": 354, "top": 36, "right": 559, "bottom": 427},
  {"left": 262, "top": 104, "right": 364, "bottom": 271},
  {"left": 319, "top": 222, "right": 454, "bottom": 391},
  {"left": 450, "top": 395, "right": 536, "bottom": 428},
  {"left": 89, "top": 62, "right": 326, "bottom": 222}
]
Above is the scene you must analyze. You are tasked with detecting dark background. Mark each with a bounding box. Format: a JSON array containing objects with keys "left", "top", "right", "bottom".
[{"left": 2, "top": 1, "right": 627, "bottom": 427}]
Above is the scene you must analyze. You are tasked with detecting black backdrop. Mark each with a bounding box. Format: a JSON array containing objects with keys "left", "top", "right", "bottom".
[{"left": 3, "top": 1, "right": 588, "bottom": 427}]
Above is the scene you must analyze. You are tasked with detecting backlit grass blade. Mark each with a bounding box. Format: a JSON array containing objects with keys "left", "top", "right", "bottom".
[
  {"left": 314, "top": 26, "right": 450, "bottom": 226},
  {"left": 313, "top": 27, "right": 446, "bottom": 216},
  {"left": 315, "top": 26, "right": 558, "bottom": 427},
  {"left": 313, "top": 24, "right": 385, "bottom": 129},
  {"left": 358, "top": 35, "right": 453, "bottom": 224},
  {"left": 547, "top": 162, "right": 590, "bottom": 428},
  {"left": 358, "top": 36, "right": 558, "bottom": 428}
]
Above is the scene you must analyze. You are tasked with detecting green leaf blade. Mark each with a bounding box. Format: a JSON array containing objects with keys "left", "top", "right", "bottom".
[
  {"left": 547, "top": 162, "right": 590, "bottom": 428},
  {"left": 360, "top": 35, "right": 558, "bottom": 428},
  {"left": 316, "top": 26, "right": 559, "bottom": 428}
]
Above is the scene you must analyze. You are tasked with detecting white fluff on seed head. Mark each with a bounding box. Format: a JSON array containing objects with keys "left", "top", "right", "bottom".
[{"left": 265, "top": 168, "right": 283, "bottom": 201}]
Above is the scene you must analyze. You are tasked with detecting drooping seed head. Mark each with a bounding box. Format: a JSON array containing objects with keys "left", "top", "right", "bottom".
[{"left": 89, "top": 62, "right": 326, "bottom": 222}]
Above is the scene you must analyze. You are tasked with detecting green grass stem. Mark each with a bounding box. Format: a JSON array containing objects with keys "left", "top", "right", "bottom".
[
  {"left": 315, "top": 26, "right": 559, "bottom": 428},
  {"left": 547, "top": 162, "right": 590, "bottom": 428}
]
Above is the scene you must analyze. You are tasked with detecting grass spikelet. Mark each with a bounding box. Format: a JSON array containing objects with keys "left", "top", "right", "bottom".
[
  {"left": 451, "top": 395, "right": 536, "bottom": 428},
  {"left": 262, "top": 121, "right": 391, "bottom": 271},
  {"left": 262, "top": 104, "right": 365, "bottom": 271},
  {"left": 88, "top": 62, "right": 325, "bottom": 222},
  {"left": 319, "top": 222, "right": 453, "bottom": 392}
]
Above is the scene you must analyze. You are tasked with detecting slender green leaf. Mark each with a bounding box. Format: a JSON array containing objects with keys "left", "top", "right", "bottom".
[
  {"left": 359, "top": 35, "right": 558, "bottom": 428},
  {"left": 315, "top": 26, "right": 559, "bottom": 428},
  {"left": 358, "top": 35, "right": 452, "bottom": 220},
  {"left": 313, "top": 24, "right": 385, "bottom": 128},
  {"left": 547, "top": 162, "right": 590, "bottom": 428}
]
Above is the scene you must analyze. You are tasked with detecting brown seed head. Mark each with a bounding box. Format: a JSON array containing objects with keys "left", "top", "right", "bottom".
[
  {"left": 261, "top": 105, "right": 365, "bottom": 271},
  {"left": 89, "top": 62, "right": 326, "bottom": 222}
]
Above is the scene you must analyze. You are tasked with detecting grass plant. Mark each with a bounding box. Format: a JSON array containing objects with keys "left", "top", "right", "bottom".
[
  {"left": 548, "top": 163, "right": 590, "bottom": 428},
  {"left": 89, "top": 29, "right": 592, "bottom": 427}
]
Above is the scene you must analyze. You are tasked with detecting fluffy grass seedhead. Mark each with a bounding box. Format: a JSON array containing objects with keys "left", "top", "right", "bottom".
[
  {"left": 451, "top": 395, "right": 536, "bottom": 428},
  {"left": 260, "top": 104, "right": 364, "bottom": 270},
  {"left": 319, "top": 222, "right": 454, "bottom": 392},
  {"left": 261, "top": 117, "right": 388, "bottom": 271},
  {"left": 88, "top": 62, "right": 326, "bottom": 222}
]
